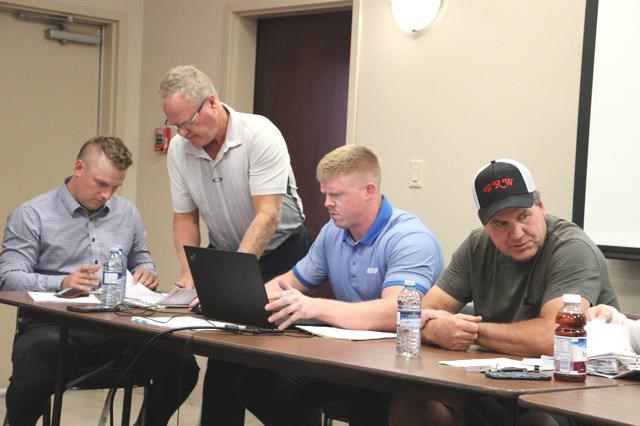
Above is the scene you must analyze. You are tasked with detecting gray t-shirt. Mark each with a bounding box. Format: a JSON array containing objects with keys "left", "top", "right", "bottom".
[
  {"left": 167, "top": 103, "right": 304, "bottom": 253},
  {"left": 437, "top": 214, "right": 619, "bottom": 323}
]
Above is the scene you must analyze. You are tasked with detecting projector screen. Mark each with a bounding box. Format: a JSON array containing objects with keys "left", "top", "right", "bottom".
[{"left": 573, "top": 0, "right": 640, "bottom": 260}]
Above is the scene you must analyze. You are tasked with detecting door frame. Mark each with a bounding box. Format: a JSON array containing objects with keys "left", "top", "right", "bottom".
[
  {"left": 0, "top": 0, "right": 134, "bottom": 196},
  {"left": 221, "top": 0, "right": 361, "bottom": 146},
  {"left": 1, "top": 0, "right": 127, "bottom": 136}
]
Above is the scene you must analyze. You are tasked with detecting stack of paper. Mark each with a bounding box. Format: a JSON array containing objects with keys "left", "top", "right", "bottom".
[
  {"left": 586, "top": 319, "right": 639, "bottom": 378},
  {"left": 587, "top": 352, "right": 640, "bottom": 378}
]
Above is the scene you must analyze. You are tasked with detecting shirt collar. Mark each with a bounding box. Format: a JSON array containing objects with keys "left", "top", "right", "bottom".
[
  {"left": 59, "top": 178, "right": 110, "bottom": 218},
  {"left": 342, "top": 196, "right": 393, "bottom": 245}
]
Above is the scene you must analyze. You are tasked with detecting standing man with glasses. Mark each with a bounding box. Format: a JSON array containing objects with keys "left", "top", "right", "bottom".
[{"left": 159, "top": 65, "right": 310, "bottom": 425}]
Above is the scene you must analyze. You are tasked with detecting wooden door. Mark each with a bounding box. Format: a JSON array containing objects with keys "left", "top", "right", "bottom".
[{"left": 253, "top": 10, "right": 352, "bottom": 241}]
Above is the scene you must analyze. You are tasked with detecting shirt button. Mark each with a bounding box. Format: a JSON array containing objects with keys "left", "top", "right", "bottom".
[{"left": 92, "top": 238, "right": 95, "bottom": 242}]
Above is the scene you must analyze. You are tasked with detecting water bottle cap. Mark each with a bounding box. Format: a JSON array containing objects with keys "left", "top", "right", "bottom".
[
  {"left": 404, "top": 280, "right": 416, "bottom": 287},
  {"left": 562, "top": 294, "right": 581, "bottom": 304}
]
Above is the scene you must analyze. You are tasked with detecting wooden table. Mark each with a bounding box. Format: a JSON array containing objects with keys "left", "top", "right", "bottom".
[
  {"left": 0, "top": 291, "right": 628, "bottom": 426},
  {"left": 519, "top": 385, "right": 640, "bottom": 425}
]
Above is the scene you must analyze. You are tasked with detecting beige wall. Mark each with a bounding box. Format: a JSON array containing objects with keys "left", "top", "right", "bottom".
[
  {"left": 3, "top": 0, "right": 640, "bottom": 388},
  {"left": 136, "top": 0, "right": 640, "bottom": 316},
  {"left": 0, "top": 0, "right": 145, "bottom": 389}
]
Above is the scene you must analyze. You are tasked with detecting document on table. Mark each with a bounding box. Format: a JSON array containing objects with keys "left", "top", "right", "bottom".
[
  {"left": 439, "top": 357, "right": 553, "bottom": 372},
  {"left": 296, "top": 325, "right": 396, "bottom": 341},
  {"left": 586, "top": 320, "right": 639, "bottom": 378},
  {"left": 125, "top": 271, "right": 197, "bottom": 306},
  {"left": 28, "top": 292, "right": 101, "bottom": 304}
]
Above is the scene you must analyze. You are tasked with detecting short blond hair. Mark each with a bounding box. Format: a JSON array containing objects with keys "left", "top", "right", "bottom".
[{"left": 316, "top": 145, "right": 381, "bottom": 187}]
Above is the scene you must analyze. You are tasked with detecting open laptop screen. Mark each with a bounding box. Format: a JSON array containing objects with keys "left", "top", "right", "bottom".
[{"left": 184, "top": 246, "right": 273, "bottom": 328}]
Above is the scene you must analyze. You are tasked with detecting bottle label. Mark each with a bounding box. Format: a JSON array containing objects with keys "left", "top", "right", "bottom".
[
  {"left": 103, "top": 271, "right": 121, "bottom": 285},
  {"left": 397, "top": 309, "right": 421, "bottom": 327},
  {"left": 554, "top": 335, "right": 587, "bottom": 374}
]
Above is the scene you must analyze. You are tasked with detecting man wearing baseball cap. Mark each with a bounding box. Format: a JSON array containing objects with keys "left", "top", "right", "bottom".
[{"left": 389, "top": 159, "right": 619, "bottom": 426}]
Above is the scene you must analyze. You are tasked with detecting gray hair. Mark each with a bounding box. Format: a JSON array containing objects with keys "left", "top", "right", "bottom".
[
  {"left": 159, "top": 65, "right": 218, "bottom": 105},
  {"left": 533, "top": 190, "right": 542, "bottom": 205}
]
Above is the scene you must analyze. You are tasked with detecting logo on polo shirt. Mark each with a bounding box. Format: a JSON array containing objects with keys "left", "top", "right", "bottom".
[{"left": 366, "top": 267, "right": 378, "bottom": 275}]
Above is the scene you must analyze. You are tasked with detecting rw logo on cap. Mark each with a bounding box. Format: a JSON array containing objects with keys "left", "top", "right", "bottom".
[
  {"left": 472, "top": 159, "right": 537, "bottom": 225},
  {"left": 483, "top": 178, "right": 515, "bottom": 193}
]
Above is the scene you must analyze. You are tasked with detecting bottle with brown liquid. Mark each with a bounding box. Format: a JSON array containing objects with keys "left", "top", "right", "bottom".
[{"left": 553, "top": 294, "right": 587, "bottom": 382}]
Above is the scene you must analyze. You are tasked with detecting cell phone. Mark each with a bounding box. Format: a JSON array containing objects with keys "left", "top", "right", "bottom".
[
  {"left": 484, "top": 370, "right": 551, "bottom": 381},
  {"left": 55, "top": 288, "right": 89, "bottom": 299},
  {"left": 66, "top": 304, "right": 118, "bottom": 313}
]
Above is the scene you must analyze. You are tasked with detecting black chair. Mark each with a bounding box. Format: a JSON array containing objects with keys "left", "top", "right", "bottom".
[
  {"left": 2, "top": 356, "right": 149, "bottom": 426},
  {"left": 321, "top": 399, "right": 350, "bottom": 426},
  {"left": 3, "top": 310, "right": 149, "bottom": 426},
  {"left": 54, "top": 359, "right": 150, "bottom": 426}
]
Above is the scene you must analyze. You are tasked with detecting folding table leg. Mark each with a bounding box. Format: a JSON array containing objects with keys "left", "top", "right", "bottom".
[
  {"left": 51, "top": 327, "right": 68, "bottom": 426},
  {"left": 503, "top": 398, "right": 518, "bottom": 426}
]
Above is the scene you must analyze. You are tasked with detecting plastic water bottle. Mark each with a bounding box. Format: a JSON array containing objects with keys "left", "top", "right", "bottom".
[
  {"left": 553, "top": 294, "right": 587, "bottom": 382},
  {"left": 114, "top": 246, "right": 126, "bottom": 304},
  {"left": 102, "top": 247, "right": 124, "bottom": 307},
  {"left": 396, "top": 280, "right": 423, "bottom": 358}
]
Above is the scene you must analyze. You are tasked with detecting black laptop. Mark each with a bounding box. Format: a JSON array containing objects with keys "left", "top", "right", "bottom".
[{"left": 184, "top": 246, "right": 277, "bottom": 329}]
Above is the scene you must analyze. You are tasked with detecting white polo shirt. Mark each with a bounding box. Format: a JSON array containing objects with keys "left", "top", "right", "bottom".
[{"left": 167, "top": 103, "right": 305, "bottom": 253}]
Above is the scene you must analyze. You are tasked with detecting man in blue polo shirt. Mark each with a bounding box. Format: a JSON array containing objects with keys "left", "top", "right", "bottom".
[{"left": 235, "top": 145, "right": 444, "bottom": 426}]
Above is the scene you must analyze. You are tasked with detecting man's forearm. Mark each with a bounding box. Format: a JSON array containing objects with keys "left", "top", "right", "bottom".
[
  {"left": 173, "top": 213, "right": 200, "bottom": 276},
  {"left": 238, "top": 211, "right": 279, "bottom": 259},
  {"left": 0, "top": 269, "right": 63, "bottom": 292},
  {"left": 313, "top": 298, "right": 398, "bottom": 332},
  {"left": 476, "top": 319, "right": 555, "bottom": 356}
]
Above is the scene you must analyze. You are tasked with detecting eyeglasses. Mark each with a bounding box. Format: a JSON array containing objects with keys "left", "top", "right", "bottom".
[{"left": 165, "top": 98, "right": 207, "bottom": 131}]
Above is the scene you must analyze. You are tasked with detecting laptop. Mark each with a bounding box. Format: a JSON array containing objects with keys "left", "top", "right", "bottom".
[{"left": 184, "top": 246, "right": 278, "bottom": 329}]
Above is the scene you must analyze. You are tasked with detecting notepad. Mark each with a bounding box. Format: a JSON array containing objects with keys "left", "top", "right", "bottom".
[
  {"left": 295, "top": 325, "right": 396, "bottom": 341},
  {"left": 28, "top": 292, "right": 101, "bottom": 304},
  {"left": 439, "top": 357, "right": 552, "bottom": 372}
]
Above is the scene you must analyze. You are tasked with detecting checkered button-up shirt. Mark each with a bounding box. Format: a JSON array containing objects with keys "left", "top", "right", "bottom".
[{"left": 0, "top": 181, "right": 156, "bottom": 291}]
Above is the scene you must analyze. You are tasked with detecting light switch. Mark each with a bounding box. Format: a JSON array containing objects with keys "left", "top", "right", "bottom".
[{"left": 409, "top": 159, "right": 423, "bottom": 188}]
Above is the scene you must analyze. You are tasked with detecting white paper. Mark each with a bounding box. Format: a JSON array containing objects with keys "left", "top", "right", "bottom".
[
  {"left": 439, "top": 357, "right": 552, "bottom": 371},
  {"left": 586, "top": 319, "right": 633, "bottom": 356},
  {"left": 28, "top": 292, "right": 101, "bottom": 304},
  {"left": 124, "top": 271, "right": 167, "bottom": 304},
  {"left": 295, "top": 325, "right": 396, "bottom": 341},
  {"left": 131, "top": 315, "right": 228, "bottom": 329}
]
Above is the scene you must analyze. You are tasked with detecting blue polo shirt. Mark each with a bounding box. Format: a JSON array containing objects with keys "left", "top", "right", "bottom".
[{"left": 292, "top": 197, "right": 444, "bottom": 302}]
